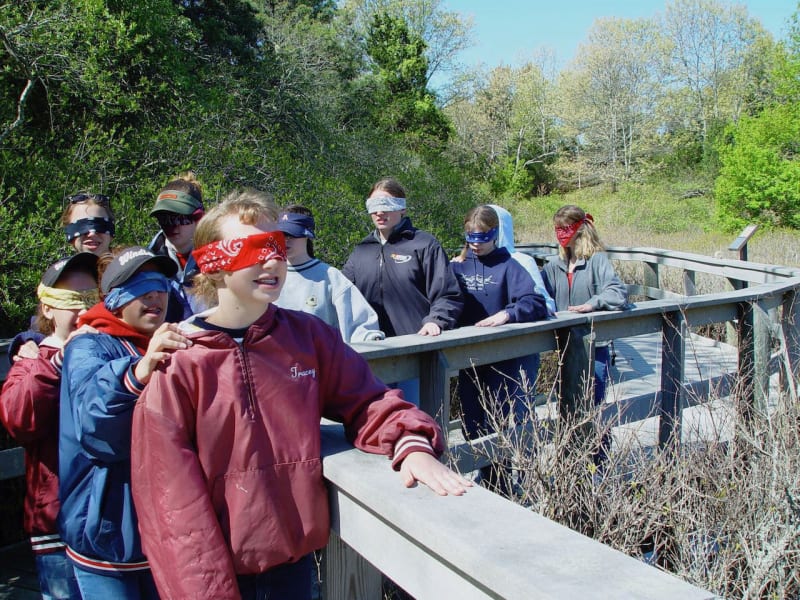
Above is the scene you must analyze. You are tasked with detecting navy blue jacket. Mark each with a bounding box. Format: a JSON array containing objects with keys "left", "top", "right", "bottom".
[
  {"left": 343, "top": 217, "right": 463, "bottom": 337},
  {"left": 58, "top": 333, "right": 148, "bottom": 573},
  {"left": 451, "top": 246, "right": 547, "bottom": 326}
]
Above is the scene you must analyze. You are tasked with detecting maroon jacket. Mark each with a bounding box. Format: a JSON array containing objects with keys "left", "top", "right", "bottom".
[
  {"left": 132, "top": 304, "right": 444, "bottom": 600},
  {"left": 0, "top": 340, "right": 65, "bottom": 554}
]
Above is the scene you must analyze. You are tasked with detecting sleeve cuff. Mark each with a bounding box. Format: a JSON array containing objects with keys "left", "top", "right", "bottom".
[
  {"left": 123, "top": 362, "right": 145, "bottom": 396},
  {"left": 391, "top": 434, "right": 436, "bottom": 470},
  {"left": 50, "top": 350, "right": 64, "bottom": 374}
]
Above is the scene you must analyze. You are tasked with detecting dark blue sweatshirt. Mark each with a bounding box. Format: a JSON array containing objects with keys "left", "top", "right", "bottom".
[{"left": 451, "top": 246, "right": 547, "bottom": 326}]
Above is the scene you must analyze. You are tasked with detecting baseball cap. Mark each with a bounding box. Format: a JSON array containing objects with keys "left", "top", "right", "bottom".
[
  {"left": 149, "top": 190, "right": 203, "bottom": 216},
  {"left": 277, "top": 212, "right": 316, "bottom": 239},
  {"left": 101, "top": 247, "right": 177, "bottom": 293},
  {"left": 41, "top": 253, "right": 99, "bottom": 287}
]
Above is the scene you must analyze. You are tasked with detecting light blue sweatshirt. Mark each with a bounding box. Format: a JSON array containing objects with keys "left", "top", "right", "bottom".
[{"left": 490, "top": 204, "right": 557, "bottom": 316}]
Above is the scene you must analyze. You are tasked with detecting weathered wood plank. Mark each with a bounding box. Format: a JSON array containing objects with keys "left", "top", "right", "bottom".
[{"left": 321, "top": 423, "right": 715, "bottom": 600}]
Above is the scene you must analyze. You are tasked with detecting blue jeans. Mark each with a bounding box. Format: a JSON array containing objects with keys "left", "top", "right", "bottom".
[
  {"left": 237, "top": 553, "right": 314, "bottom": 600},
  {"left": 35, "top": 550, "right": 81, "bottom": 600},
  {"left": 391, "top": 377, "right": 420, "bottom": 406},
  {"left": 73, "top": 567, "right": 159, "bottom": 600},
  {"left": 458, "top": 355, "right": 539, "bottom": 441},
  {"left": 594, "top": 345, "right": 612, "bottom": 466}
]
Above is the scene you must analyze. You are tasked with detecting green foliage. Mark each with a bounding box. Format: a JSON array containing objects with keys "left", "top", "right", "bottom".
[
  {"left": 715, "top": 103, "right": 800, "bottom": 230},
  {"left": 363, "top": 12, "right": 451, "bottom": 148}
]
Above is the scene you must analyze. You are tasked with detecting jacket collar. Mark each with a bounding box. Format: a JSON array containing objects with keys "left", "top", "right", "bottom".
[{"left": 366, "top": 216, "right": 416, "bottom": 244}]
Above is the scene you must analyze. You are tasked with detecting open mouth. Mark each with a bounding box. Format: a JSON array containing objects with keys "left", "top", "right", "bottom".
[{"left": 255, "top": 275, "right": 279, "bottom": 287}]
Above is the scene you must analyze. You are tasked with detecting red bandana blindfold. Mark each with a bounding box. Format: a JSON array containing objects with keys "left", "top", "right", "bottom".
[
  {"left": 555, "top": 214, "right": 593, "bottom": 248},
  {"left": 193, "top": 232, "right": 287, "bottom": 274}
]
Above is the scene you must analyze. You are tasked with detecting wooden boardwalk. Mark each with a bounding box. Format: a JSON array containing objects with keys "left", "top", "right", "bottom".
[{"left": 0, "top": 332, "right": 755, "bottom": 598}]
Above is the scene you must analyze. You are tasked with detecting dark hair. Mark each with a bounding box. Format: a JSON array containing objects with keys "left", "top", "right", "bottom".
[
  {"left": 283, "top": 204, "right": 315, "bottom": 258},
  {"left": 369, "top": 177, "right": 406, "bottom": 199},
  {"left": 60, "top": 192, "right": 115, "bottom": 227}
]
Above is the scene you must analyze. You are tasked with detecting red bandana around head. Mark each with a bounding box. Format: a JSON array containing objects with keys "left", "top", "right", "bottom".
[
  {"left": 555, "top": 214, "right": 593, "bottom": 248},
  {"left": 192, "top": 231, "right": 287, "bottom": 274}
]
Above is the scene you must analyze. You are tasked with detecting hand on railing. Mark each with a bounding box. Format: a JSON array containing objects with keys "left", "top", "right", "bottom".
[{"left": 399, "top": 452, "right": 473, "bottom": 496}]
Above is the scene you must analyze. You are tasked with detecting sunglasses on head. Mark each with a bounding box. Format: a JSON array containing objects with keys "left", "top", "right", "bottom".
[
  {"left": 69, "top": 193, "right": 110, "bottom": 206},
  {"left": 156, "top": 212, "right": 198, "bottom": 228}
]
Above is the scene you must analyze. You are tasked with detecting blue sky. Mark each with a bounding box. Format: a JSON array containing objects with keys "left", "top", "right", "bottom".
[{"left": 444, "top": 0, "right": 796, "bottom": 70}]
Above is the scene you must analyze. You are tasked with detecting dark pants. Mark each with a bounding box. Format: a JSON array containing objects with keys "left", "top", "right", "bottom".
[
  {"left": 593, "top": 345, "right": 612, "bottom": 466},
  {"left": 237, "top": 553, "right": 314, "bottom": 600},
  {"left": 458, "top": 355, "right": 540, "bottom": 441},
  {"left": 459, "top": 355, "right": 540, "bottom": 497}
]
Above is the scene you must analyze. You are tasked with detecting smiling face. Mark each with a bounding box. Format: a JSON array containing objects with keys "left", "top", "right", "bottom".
[
  {"left": 115, "top": 265, "right": 168, "bottom": 335},
  {"left": 68, "top": 203, "right": 113, "bottom": 255},
  {"left": 212, "top": 214, "right": 287, "bottom": 327}
]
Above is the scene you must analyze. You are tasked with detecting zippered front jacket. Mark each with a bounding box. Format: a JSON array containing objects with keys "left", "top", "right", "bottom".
[
  {"left": 0, "top": 339, "right": 65, "bottom": 555},
  {"left": 342, "top": 217, "right": 463, "bottom": 337},
  {"left": 131, "top": 304, "right": 445, "bottom": 599},
  {"left": 58, "top": 332, "right": 149, "bottom": 574}
]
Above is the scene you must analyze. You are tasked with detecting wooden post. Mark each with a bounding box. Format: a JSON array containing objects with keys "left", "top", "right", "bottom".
[
  {"left": 323, "top": 531, "right": 382, "bottom": 600},
  {"left": 682, "top": 270, "right": 697, "bottom": 296},
  {"left": 737, "top": 299, "right": 771, "bottom": 421},
  {"left": 781, "top": 289, "right": 800, "bottom": 394},
  {"left": 419, "top": 351, "right": 450, "bottom": 436},
  {"left": 556, "top": 326, "right": 595, "bottom": 446},
  {"left": 642, "top": 261, "right": 659, "bottom": 299},
  {"left": 659, "top": 311, "right": 686, "bottom": 453}
]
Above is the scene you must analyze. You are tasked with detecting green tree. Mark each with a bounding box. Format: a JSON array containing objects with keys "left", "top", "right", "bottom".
[
  {"left": 715, "top": 12, "right": 800, "bottom": 230},
  {"left": 364, "top": 12, "right": 450, "bottom": 147}
]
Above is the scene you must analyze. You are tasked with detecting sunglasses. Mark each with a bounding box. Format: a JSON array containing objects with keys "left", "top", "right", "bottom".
[
  {"left": 69, "top": 193, "right": 111, "bottom": 206},
  {"left": 156, "top": 213, "right": 198, "bottom": 228}
]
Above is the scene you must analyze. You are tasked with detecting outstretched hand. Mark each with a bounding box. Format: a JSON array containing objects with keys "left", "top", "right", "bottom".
[
  {"left": 399, "top": 452, "right": 473, "bottom": 496},
  {"left": 567, "top": 303, "right": 594, "bottom": 313},
  {"left": 134, "top": 322, "right": 192, "bottom": 384},
  {"left": 417, "top": 322, "right": 442, "bottom": 336},
  {"left": 475, "top": 310, "right": 509, "bottom": 327}
]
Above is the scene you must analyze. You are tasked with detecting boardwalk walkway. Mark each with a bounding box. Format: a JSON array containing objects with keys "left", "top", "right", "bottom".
[{"left": 0, "top": 331, "right": 751, "bottom": 598}]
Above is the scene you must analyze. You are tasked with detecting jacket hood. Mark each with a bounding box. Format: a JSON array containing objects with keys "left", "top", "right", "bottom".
[{"left": 490, "top": 204, "right": 516, "bottom": 254}]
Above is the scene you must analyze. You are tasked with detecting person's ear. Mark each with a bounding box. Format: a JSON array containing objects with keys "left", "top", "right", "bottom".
[{"left": 41, "top": 304, "right": 55, "bottom": 321}]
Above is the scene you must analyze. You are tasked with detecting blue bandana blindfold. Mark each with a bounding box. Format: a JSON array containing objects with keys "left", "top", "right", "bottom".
[
  {"left": 104, "top": 271, "right": 170, "bottom": 311},
  {"left": 65, "top": 217, "right": 116, "bottom": 242},
  {"left": 465, "top": 227, "right": 498, "bottom": 244}
]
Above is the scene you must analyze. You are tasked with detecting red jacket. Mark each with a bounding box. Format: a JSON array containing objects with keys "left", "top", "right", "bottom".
[
  {"left": 0, "top": 340, "right": 65, "bottom": 553},
  {"left": 132, "top": 305, "right": 444, "bottom": 600}
]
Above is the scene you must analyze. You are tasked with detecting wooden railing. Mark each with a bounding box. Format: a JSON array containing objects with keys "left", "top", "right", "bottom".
[
  {"left": 323, "top": 246, "right": 800, "bottom": 599},
  {"left": 3, "top": 247, "right": 799, "bottom": 598}
]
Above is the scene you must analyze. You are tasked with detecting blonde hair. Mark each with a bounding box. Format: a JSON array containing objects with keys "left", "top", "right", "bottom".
[
  {"left": 191, "top": 188, "right": 279, "bottom": 306},
  {"left": 554, "top": 204, "right": 605, "bottom": 261}
]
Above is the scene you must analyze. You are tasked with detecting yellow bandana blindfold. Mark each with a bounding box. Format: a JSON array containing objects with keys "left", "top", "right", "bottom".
[{"left": 37, "top": 284, "right": 99, "bottom": 310}]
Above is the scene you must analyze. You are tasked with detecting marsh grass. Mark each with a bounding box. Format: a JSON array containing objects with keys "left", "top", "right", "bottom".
[
  {"left": 508, "top": 181, "right": 800, "bottom": 269},
  {"left": 453, "top": 339, "right": 800, "bottom": 599}
]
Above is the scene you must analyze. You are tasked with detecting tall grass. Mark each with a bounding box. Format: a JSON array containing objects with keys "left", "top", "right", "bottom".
[
  {"left": 459, "top": 361, "right": 800, "bottom": 599},
  {"left": 507, "top": 181, "right": 800, "bottom": 268}
]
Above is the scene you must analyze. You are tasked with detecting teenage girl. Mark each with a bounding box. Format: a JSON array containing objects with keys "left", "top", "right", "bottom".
[
  {"left": 541, "top": 205, "right": 628, "bottom": 465},
  {"left": 451, "top": 205, "right": 548, "bottom": 492}
]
